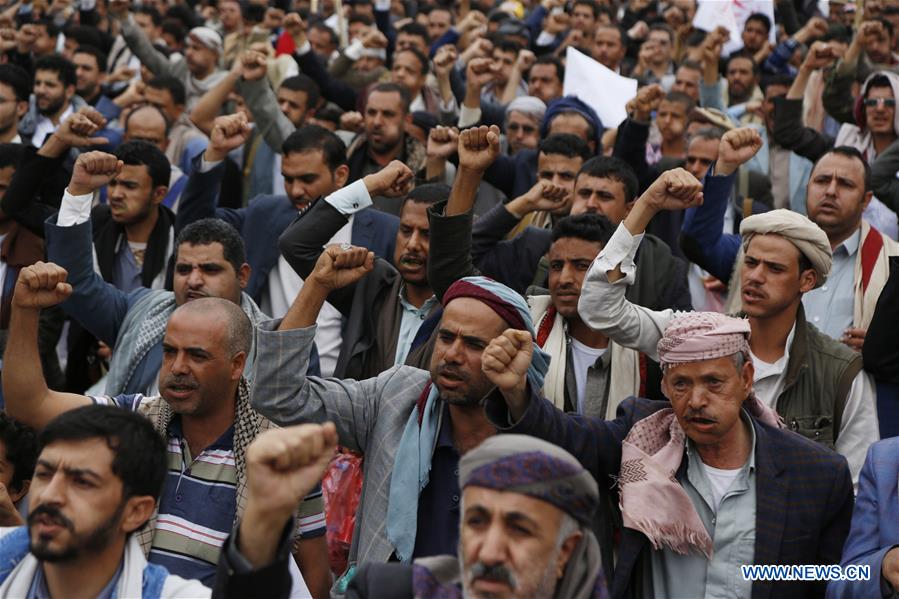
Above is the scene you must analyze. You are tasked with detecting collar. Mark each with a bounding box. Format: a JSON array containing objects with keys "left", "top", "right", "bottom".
[
  {"left": 750, "top": 321, "right": 796, "bottom": 379},
  {"left": 835, "top": 227, "right": 861, "bottom": 257},
  {"left": 399, "top": 284, "right": 438, "bottom": 314},
  {"left": 167, "top": 415, "right": 235, "bottom": 451}
]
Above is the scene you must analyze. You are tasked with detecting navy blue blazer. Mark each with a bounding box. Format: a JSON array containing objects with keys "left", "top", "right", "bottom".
[
  {"left": 177, "top": 155, "right": 399, "bottom": 302},
  {"left": 485, "top": 394, "right": 854, "bottom": 599},
  {"left": 827, "top": 438, "right": 899, "bottom": 598}
]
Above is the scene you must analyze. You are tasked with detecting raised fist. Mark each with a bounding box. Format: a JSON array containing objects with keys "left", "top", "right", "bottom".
[
  {"left": 241, "top": 50, "right": 268, "bottom": 82},
  {"left": 309, "top": 244, "right": 375, "bottom": 291},
  {"left": 482, "top": 329, "right": 534, "bottom": 395},
  {"left": 284, "top": 13, "right": 308, "bottom": 47},
  {"left": 69, "top": 151, "right": 122, "bottom": 196},
  {"left": 433, "top": 44, "right": 458, "bottom": 79},
  {"left": 509, "top": 179, "right": 570, "bottom": 218},
  {"left": 631, "top": 83, "right": 665, "bottom": 121},
  {"left": 206, "top": 112, "right": 252, "bottom": 161},
  {"left": 427, "top": 125, "right": 459, "bottom": 160},
  {"left": 466, "top": 57, "right": 499, "bottom": 91},
  {"left": 457, "top": 125, "right": 501, "bottom": 173},
  {"left": 717, "top": 127, "right": 763, "bottom": 175},
  {"left": 363, "top": 160, "right": 415, "bottom": 197},
  {"left": 13, "top": 262, "right": 73, "bottom": 311},
  {"left": 640, "top": 168, "right": 704, "bottom": 213},
  {"left": 802, "top": 41, "right": 843, "bottom": 72},
  {"left": 52, "top": 109, "right": 110, "bottom": 149},
  {"left": 339, "top": 111, "right": 365, "bottom": 133}
]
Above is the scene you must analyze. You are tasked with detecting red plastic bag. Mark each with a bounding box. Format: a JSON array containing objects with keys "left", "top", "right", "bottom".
[{"left": 321, "top": 448, "right": 364, "bottom": 576}]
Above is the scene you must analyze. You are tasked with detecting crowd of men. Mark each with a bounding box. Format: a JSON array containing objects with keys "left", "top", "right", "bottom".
[{"left": 2, "top": 0, "right": 899, "bottom": 597}]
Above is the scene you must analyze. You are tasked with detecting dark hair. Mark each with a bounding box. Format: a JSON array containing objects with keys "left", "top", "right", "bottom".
[
  {"left": 649, "top": 23, "right": 674, "bottom": 43},
  {"left": 309, "top": 22, "right": 339, "bottom": 47},
  {"left": 348, "top": 14, "right": 374, "bottom": 27},
  {"left": 74, "top": 45, "right": 108, "bottom": 73},
  {"left": 280, "top": 74, "right": 321, "bottom": 109},
  {"left": 493, "top": 38, "right": 522, "bottom": 56},
  {"left": 35, "top": 17, "right": 60, "bottom": 38},
  {"left": 146, "top": 75, "right": 186, "bottom": 106},
  {"left": 572, "top": 0, "right": 600, "bottom": 18},
  {"left": 532, "top": 55, "right": 564, "bottom": 81},
  {"left": 243, "top": 3, "right": 266, "bottom": 24},
  {"left": 684, "top": 28, "right": 707, "bottom": 49},
  {"left": 34, "top": 55, "right": 76, "bottom": 88},
  {"left": 404, "top": 182, "right": 450, "bottom": 208},
  {"left": 0, "top": 413, "right": 37, "bottom": 494},
  {"left": 164, "top": 4, "right": 200, "bottom": 30},
  {"left": 677, "top": 59, "right": 703, "bottom": 75},
  {"left": 161, "top": 18, "right": 187, "bottom": 46},
  {"left": 726, "top": 54, "right": 760, "bottom": 77},
  {"left": 817, "top": 146, "right": 872, "bottom": 193},
  {"left": 878, "top": 17, "right": 895, "bottom": 40},
  {"left": 398, "top": 21, "right": 430, "bottom": 45},
  {"left": 114, "top": 140, "right": 171, "bottom": 188},
  {"left": 395, "top": 47, "right": 429, "bottom": 76},
  {"left": 823, "top": 23, "right": 853, "bottom": 45},
  {"left": 761, "top": 73, "right": 794, "bottom": 92},
  {"left": 134, "top": 5, "right": 163, "bottom": 26},
  {"left": 866, "top": 74, "right": 893, "bottom": 97},
  {"left": 369, "top": 81, "right": 411, "bottom": 113},
  {"left": 745, "top": 12, "right": 772, "bottom": 34},
  {"left": 538, "top": 133, "right": 591, "bottom": 161},
  {"left": 64, "top": 25, "right": 103, "bottom": 50},
  {"left": 124, "top": 104, "right": 171, "bottom": 136},
  {"left": 0, "top": 65, "right": 31, "bottom": 102},
  {"left": 595, "top": 23, "right": 625, "bottom": 44},
  {"left": 313, "top": 103, "right": 344, "bottom": 126},
  {"left": 551, "top": 212, "right": 615, "bottom": 245},
  {"left": 663, "top": 90, "right": 696, "bottom": 112},
  {"left": 175, "top": 218, "right": 247, "bottom": 273},
  {"left": 281, "top": 125, "right": 348, "bottom": 170},
  {"left": 577, "top": 156, "right": 640, "bottom": 203},
  {"left": 0, "top": 143, "right": 25, "bottom": 169},
  {"left": 38, "top": 405, "right": 167, "bottom": 502}
]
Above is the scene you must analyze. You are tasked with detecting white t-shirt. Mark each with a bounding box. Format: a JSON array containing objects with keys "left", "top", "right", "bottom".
[
  {"left": 701, "top": 462, "right": 743, "bottom": 513},
  {"left": 262, "top": 216, "right": 353, "bottom": 378},
  {"left": 569, "top": 337, "right": 607, "bottom": 414}
]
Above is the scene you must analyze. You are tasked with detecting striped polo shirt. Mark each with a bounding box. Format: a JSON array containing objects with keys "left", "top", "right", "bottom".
[{"left": 93, "top": 393, "right": 326, "bottom": 586}]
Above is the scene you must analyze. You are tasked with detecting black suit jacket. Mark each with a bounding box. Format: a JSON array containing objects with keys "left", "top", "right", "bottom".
[{"left": 484, "top": 395, "right": 854, "bottom": 599}]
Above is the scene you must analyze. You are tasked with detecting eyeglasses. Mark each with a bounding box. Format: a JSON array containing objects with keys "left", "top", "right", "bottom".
[
  {"left": 864, "top": 98, "right": 897, "bottom": 108},
  {"left": 506, "top": 123, "right": 537, "bottom": 134}
]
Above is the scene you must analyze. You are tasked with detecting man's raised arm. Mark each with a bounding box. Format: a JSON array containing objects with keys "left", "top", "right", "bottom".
[{"left": 3, "top": 262, "right": 91, "bottom": 430}]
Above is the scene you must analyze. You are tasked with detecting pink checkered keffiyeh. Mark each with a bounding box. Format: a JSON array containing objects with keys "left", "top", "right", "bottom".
[{"left": 619, "top": 313, "right": 782, "bottom": 559}]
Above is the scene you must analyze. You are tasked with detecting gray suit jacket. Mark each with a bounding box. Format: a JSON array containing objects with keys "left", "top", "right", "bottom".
[{"left": 252, "top": 320, "right": 431, "bottom": 569}]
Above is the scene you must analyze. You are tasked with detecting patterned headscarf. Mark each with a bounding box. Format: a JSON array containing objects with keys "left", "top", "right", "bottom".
[
  {"left": 657, "top": 312, "right": 751, "bottom": 367},
  {"left": 460, "top": 435, "right": 598, "bottom": 525}
]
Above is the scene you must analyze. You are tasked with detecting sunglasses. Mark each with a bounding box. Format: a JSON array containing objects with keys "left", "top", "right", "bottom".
[{"left": 864, "top": 98, "right": 897, "bottom": 108}]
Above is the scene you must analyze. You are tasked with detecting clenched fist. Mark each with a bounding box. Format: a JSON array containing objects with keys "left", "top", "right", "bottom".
[
  {"left": 68, "top": 151, "right": 123, "bottom": 196},
  {"left": 13, "top": 262, "right": 73, "bottom": 311},
  {"left": 308, "top": 244, "right": 375, "bottom": 291},
  {"left": 716, "top": 127, "right": 763, "bottom": 176},
  {"left": 482, "top": 329, "right": 535, "bottom": 419},
  {"left": 640, "top": 168, "right": 704, "bottom": 213},
  {"left": 457, "top": 125, "right": 501, "bottom": 173},
  {"left": 206, "top": 112, "right": 252, "bottom": 162},
  {"left": 363, "top": 160, "right": 414, "bottom": 197}
]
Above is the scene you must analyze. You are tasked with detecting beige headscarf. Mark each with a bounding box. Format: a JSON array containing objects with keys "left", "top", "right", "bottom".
[{"left": 739, "top": 209, "right": 833, "bottom": 288}]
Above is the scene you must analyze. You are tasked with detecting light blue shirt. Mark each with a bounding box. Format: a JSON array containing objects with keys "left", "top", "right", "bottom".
[
  {"left": 647, "top": 411, "right": 757, "bottom": 599},
  {"left": 802, "top": 229, "right": 859, "bottom": 340},
  {"left": 394, "top": 286, "right": 438, "bottom": 366}
]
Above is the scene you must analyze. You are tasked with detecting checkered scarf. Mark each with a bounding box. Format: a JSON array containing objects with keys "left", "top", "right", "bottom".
[{"left": 134, "top": 378, "right": 274, "bottom": 555}]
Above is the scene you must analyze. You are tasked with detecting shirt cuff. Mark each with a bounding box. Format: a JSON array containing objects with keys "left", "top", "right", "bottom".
[
  {"left": 459, "top": 104, "right": 482, "bottom": 128},
  {"left": 225, "top": 520, "right": 294, "bottom": 573},
  {"left": 536, "top": 31, "right": 557, "bottom": 46},
  {"left": 56, "top": 189, "right": 95, "bottom": 226},
  {"left": 199, "top": 157, "right": 223, "bottom": 173},
  {"left": 593, "top": 223, "right": 644, "bottom": 285},
  {"left": 324, "top": 179, "right": 372, "bottom": 215},
  {"left": 295, "top": 40, "right": 312, "bottom": 56},
  {"left": 374, "top": 0, "right": 390, "bottom": 9},
  {"left": 343, "top": 39, "right": 365, "bottom": 62}
]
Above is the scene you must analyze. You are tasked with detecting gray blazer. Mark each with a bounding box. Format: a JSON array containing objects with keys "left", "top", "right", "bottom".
[{"left": 251, "top": 320, "right": 431, "bottom": 569}]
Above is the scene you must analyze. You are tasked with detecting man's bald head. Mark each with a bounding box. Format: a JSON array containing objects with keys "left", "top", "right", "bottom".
[
  {"left": 124, "top": 104, "right": 169, "bottom": 150},
  {"left": 171, "top": 297, "right": 252, "bottom": 357}
]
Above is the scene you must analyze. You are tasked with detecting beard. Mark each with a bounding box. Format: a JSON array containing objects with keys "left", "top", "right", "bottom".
[
  {"left": 28, "top": 502, "right": 124, "bottom": 562},
  {"left": 37, "top": 95, "right": 66, "bottom": 117}
]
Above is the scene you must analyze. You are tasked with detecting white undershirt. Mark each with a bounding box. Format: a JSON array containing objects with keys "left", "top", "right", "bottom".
[
  {"left": 263, "top": 216, "right": 353, "bottom": 378},
  {"left": 700, "top": 462, "right": 742, "bottom": 513},
  {"left": 568, "top": 337, "right": 607, "bottom": 414}
]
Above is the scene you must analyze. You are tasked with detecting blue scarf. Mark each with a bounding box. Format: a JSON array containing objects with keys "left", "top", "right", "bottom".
[{"left": 386, "top": 277, "right": 550, "bottom": 562}]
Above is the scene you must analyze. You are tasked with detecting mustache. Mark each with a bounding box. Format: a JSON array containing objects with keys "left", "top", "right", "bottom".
[
  {"left": 437, "top": 364, "right": 469, "bottom": 381},
  {"left": 162, "top": 375, "right": 199, "bottom": 389},
  {"left": 29, "top": 505, "right": 75, "bottom": 532},
  {"left": 684, "top": 409, "right": 716, "bottom": 423},
  {"left": 468, "top": 562, "right": 518, "bottom": 588}
]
